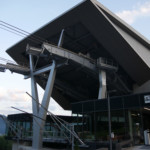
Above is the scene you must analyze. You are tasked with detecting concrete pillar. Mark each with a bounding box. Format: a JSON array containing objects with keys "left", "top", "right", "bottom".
[
  {"left": 98, "top": 70, "right": 107, "bottom": 99},
  {"left": 128, "top": 111, "right": 133, "bottom": 140}
]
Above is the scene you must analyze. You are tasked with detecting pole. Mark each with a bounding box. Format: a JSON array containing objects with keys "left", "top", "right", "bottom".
[
  {"left": 72, "top": 125, "right": 74, "bottom": 150},
  {"left": 108, "top": 93, "right": 112, "bottom": 150}
]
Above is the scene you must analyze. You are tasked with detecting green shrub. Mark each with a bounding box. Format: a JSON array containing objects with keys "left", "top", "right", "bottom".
[
  {"left": 74, "top": 143, "right": 79, "bottom": 150},
  {"left": 0, "top": 136, "right": 12, "bottom": 150}
]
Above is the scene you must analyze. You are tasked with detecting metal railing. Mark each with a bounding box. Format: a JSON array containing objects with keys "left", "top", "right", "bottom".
[{"left": 97, "top": 57, "right": 118, "bottom": 71}]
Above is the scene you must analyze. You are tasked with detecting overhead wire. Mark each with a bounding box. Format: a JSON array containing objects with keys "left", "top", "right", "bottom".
[
  {"left": 0, "top": 56, "right": 17, "bottom": 64},
  {"left": 0, "top": 56, "right": 30, "bottom": 70},
  {"left": 0, "top": 26, "right": 26, "bottom": 39},
  {"left": 26, "top": 92, "right": 85, "bottom": 145},
  {"left": 0, "top": 23, "right": 42, "bottom": 44},
  {"left": 0, "top": 20, "right": 49, "bottom": 68},
  {"left": 26, "top": 92, "right": 69, "bottom": 125},
  {"left": 26, "top": 92, "right": 73, "bottom": 142},
  {"left": 0, "top": 20, "right": 46, "bottom": 42},
  {"left": 0, "top": 20, "right": 47, "bottom": 44}
]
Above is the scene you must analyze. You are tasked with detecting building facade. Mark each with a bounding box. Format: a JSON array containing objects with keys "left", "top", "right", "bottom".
[
  {"left": 72, "top": 92, "right": 150, "bottom": 146},
  {"left": 0, "top": 116, "right": 6, "bottom": 136},
  {"left": 5, "top": 0, "right": 150, "bottom": 149}
]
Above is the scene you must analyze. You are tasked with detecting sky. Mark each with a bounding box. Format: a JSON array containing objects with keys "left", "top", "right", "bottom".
[{"left": 0, "top": 0, "right": 150, "bottom": 116}]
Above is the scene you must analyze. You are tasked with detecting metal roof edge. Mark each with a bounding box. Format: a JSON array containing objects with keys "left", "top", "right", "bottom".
[
  {"left": 6, "top": 0, "right": 88, "bottom": 54},
  {"left": 92, "top": 0, "right": 150, "bottom": 48}
]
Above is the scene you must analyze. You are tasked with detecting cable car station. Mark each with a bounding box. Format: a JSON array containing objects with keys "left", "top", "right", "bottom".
[{"left": 1, "top": 0, "right": 150, "bottom": 150}]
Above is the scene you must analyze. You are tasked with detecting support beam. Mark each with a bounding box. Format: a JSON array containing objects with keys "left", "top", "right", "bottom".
[
  {"left": 30, "top": 55, "right": 42, "bottom": 150},
  {"left": 32, "top": 61, "right": 56, "bottom": 150},
  {"left": 98, "top": 70, "right": 107, "bottom": 99},
  {"left": 43, "top": 43, "right": 96, "bottom": 72},
  {"left": 24, "top": 61, "right": 68, "bottom": 79},
  {"left": 24, "top": 65, "right": 53, "bottom": 79},
  {"left": 29, "top": 54, "right": 56, "bottom": 150},
  {"left": 39, "top": 61, "right": 56, "bottom": 121},
  {"left": 58, "top": 29, "right": 65, "bottom": 47},
  {"left": 0, "top": 63, "right": 29, "bottom": 75},
  {"left": 43, "top": 43, "right": 118, "bottom": 74},
  {"left": 30, "top": 55, "right": 39, "bottom": 115}
]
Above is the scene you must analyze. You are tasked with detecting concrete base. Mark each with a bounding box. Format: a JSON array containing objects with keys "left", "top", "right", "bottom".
[
  {"left": 12, "top": 144, "right": 32, "bottom": 150},
  {"left": 12, "top": 143, "right": 66, "bottom": 150}
]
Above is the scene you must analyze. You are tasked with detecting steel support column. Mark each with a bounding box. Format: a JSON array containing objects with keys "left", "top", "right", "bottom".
[
  {"left": 58, "top": 29, "right": 64, "bottom": 47},
  {"left": 128, "top": 111, "right": 133, "bottom": 141},
  {"left": 38, "top": 61, "right": 56, "bottom": 126},
  {"left": 29, "top": 55, "right": 56, "bottom": 150},
  {"left": 29, "top": 55, "right": 39, "bottom": 115},
  {"left": 30, "top": 54, "right": 41, "bottom": 150},
  {"left": 107, "top": 93, "right": 112, "bottom": 150},
  {"left": 98, "top": 70, "right": 107, "bottom": 99}
]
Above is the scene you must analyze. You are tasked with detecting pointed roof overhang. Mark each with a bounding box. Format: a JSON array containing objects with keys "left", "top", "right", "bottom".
[
  {"left": 7, "top": 0, "right": 150, "bottom": 85},
  {"left": 6, "top": 0, "right": 150, "bottom": 108}
]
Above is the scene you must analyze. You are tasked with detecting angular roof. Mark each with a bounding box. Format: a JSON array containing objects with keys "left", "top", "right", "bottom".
[{"left": 6, "top": 0, "right": 150, "bottom": 109}]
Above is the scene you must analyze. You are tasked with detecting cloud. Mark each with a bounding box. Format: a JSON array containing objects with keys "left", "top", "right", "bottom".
[
  {"left": 116, "top": 1, "right": 150, "bottom": 24},
  {"left": 0, "top": 87, "right": 32, "bottom": 115},
  {"left": 0, "top": 86, "right": 71, "bottom": 116},
  {"left": 0, "top": 87, "right": 29, "bottom": 102}
]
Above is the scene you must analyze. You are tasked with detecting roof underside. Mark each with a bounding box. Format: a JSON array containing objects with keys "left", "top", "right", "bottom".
[{"left": 6, "top": 0, "right": 150, "bottom": 110}]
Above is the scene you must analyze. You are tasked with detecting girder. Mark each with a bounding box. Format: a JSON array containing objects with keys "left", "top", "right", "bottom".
[
  {"left": 43, "top": 42, "right": 97, "bottom": 72},
  {"left": 0, "top": 63, "right": 29, "bottom": 75}
]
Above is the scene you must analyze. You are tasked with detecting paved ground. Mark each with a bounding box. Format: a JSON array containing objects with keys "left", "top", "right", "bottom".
[
  {"left": 123, "top": 145, "right": 150, "bottom": 150},
  {"left": 13, "top": 143, "right": 150, "bottom": 150}
]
